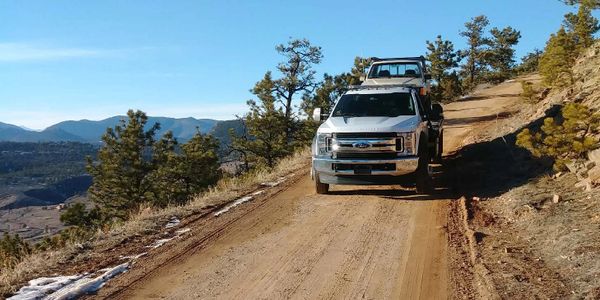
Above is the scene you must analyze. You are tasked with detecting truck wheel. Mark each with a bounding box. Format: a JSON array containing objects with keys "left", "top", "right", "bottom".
[
  {"left": 416, "top": 145, "right": 434, "bottom": 194},
  {"left": 315, "top": 172, "right": 329, "bottom": 194},
  {"left": 433, "top": 132, "right": 443, "bottom": 164}
]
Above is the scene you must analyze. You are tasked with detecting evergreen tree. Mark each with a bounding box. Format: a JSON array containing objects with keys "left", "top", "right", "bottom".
[
  {"left": 459, "top": 15, "right": 490, "bottom": 90},
  {"left": 516, "top": 49, "right": 543, "bottom": 74},
  {"left": 86, "top": 110, "right": 160, "bottom": 221},
  {"left": 562, "top": 0, "right": 600, "bottom": 8},
  {"left": 439, "top": 71, "right": 463, "bottom": 102},
  {"left": 426, "top": 35, "right": 460, "bottom": 84},
  {"left": 562, "top": 1, "right": 599, "bottom": 52},
  {"left": 151, "top": 131, "right": 221, "bottom": 206},
  {"left": 516, "top": 103, "right": 600, "bottom": 170},
  {"left": 273, "top": 39, "right": 323, "bottom": 143},
  {"left": 60, "top": 203, "right": 102, "bottom": 228},
  {"left": 425, "top": 35, "right": 460, "bottom": 101},
  {"left": 485, "top": 26, "right": 521, "bottom": 82},
  {"left": 301, "top": 56, "right": 371, "bottom": 116},
  {"left": 573, "top": 1, "right": 600, "bottom": 50},
  {"left": 231, "top": 72, "right": 289, "bottom": 168},
  {"left": 0, "top": 233, "right": 31, "bottom": 269},
  {"left": 539, "top": 27, "right": 577, "bottom": 87}
]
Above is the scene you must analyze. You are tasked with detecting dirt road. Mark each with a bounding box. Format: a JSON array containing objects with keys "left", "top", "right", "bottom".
[{"left": 102, "top": 80, "right": 523, "bottom": 300}]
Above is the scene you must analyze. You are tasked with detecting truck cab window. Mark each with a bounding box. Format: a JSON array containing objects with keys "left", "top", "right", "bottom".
[
  {"left": 332, "top": 93, "right": 416, "bottom": 117},
  {"left": 369, "top": 63, "right": 421, "bottom": 78}
]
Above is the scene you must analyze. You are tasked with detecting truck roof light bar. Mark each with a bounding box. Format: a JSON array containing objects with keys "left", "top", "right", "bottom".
[
  {"left": 347, "top": 84, "right": 419, "bottom": 91},
  {"left": 370, "top": 56, "right": 426, "bottom": 62}
]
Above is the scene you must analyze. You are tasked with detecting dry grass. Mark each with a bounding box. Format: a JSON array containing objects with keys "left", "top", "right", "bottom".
[{"left": 0, "top": 148, "right": 310, "bottom": 296}]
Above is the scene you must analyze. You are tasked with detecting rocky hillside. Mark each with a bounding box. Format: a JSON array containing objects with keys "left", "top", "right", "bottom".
[{"left": 455, "top": 41, "right": 600, "bottom": 299}]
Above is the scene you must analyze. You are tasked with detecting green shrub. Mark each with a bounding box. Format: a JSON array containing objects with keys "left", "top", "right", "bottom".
[
  {"left": 520, "top": 81, "right": 538, "bottom": 103},
  {"left": 516, "top": 103, "right": 600, "bottom": 170},
  {"left": 0, "top": 233, "right": 31, "bottom": 269}
]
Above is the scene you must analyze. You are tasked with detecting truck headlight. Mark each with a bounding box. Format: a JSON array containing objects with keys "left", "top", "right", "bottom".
[
  {"left": 397, "top": 132, "right": 416, "bottom": 154},
  {"left": 315, "top": 133, "right": 332, "bottom": 156}
]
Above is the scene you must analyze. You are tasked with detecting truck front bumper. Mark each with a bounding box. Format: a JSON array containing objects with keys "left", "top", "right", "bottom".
[{"left": 312, "top": 156, "right": 419, "bottom": 185}]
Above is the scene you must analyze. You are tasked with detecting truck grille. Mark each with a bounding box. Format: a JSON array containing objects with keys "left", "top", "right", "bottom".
[
  {"left": 331, "top": 132, "right": 404, "bottom": 159},
  {"left": 336, "top": 152, "right": 398, "bottom": 160},
  {"left": 334, "top": 132, "right": 397, "bottom": 139}
]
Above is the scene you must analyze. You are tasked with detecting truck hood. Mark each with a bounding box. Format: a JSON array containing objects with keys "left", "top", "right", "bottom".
[
  {"left": 362, "top": 77, "right": 425, "bottom": 86},
  {"left": 318, "top": 115, "right": 419, "bottom": 134}
]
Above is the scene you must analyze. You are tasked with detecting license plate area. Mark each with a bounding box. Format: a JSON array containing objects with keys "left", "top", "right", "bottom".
[{"left": 353, "top": 165, "right": 372, "bottom": 175}]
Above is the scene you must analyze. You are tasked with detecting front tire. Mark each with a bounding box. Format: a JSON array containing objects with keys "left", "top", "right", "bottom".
[
  {"left": 315, "top": 172, "right": 329, "bottom": 194},
  {"left": 416, "top": 144, "right": 434, "bottom": 194}
]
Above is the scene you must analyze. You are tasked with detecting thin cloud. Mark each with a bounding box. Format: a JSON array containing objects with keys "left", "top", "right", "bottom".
[{"left": 0, "top": 42, "right": 121, "bottom": 62}]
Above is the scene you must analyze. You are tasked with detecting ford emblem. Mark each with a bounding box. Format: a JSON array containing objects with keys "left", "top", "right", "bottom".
[{"left": 352, "top": 141, "right": 371, "bottom": 149}]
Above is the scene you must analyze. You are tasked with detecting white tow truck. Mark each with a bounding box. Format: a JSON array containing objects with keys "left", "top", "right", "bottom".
[{"left": 311, "top": 56, "right": 444, "bottom": 194}]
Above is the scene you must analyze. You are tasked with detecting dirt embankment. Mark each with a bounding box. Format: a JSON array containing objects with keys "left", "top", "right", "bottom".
[{"left": 447, "top": 72, "right": 600, "bottom": 298}]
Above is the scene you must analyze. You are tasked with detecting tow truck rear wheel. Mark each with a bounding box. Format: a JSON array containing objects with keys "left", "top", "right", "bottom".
[
  {"left": 315, "top": 172, "right": 329, "bottom": 194},
  {"left": 416, "top": 143, "right": 434, "bottom": 194}
]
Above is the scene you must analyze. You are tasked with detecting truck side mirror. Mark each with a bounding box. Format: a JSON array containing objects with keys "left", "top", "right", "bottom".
[
  {"left": 312, "top": 108, "right": 322, "bottom": 121},
  {"left": 424, "top": 74, "right": 432, "bottom": 80},
  {"left": 359, "top": 74, "right": 366, "bottom": 82}
]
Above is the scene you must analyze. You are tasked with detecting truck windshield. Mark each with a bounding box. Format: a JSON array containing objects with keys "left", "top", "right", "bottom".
[
  {"left": 332, "top": 93, "right": 416, "bottom": 117},
  {"left": 369, "top": 63, "right": 421, "bottom": 78}
]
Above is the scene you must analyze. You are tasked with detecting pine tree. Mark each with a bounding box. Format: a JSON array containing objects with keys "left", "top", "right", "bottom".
[
  {"left": 485, "top": 26, "right": 521, "bottom": 82},
  {"left": 86, "top": 110, "right": 160, "bottom": 221},
  {"left": 516, "top": 103, "right": 600, "bottom": 170},
  {"left": 539, "top": 27, "right": 577, "bottom": 87},
  {"left": 516, "top": 49, "right": 543, "bottom": 74},
  {"left": 573, "top": 1, "right": 600, "bottom": 50},
  {"left": 273, "top": 39, "right": 323, "bottom": 143},
  {"left": 425, "top": 35, "right": 460, "bottom": 101},
  {"left": 151, "top": 131, "right": 221, "bottom": 206},
  {"left": 459, "top": 15, "right": 490, "bottom": 90},
  {"left": 231, "top": 72, "right": 289, "bottom": 168},
  {"left": 0, "top": 233, "right": 31, "bottom": 269},
  {"left": 301, "top": 56, "right": 371, "bottom": 116},
  {"left": 439, "top": 71, "right": 463, "bottom": 102}
]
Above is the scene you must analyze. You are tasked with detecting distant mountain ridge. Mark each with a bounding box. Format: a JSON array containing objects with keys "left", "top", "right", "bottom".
[{"left": 0, "top": 117, "right": 223, "bottom": 143}]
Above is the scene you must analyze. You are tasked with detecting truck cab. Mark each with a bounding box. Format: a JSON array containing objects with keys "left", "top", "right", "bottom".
[
  {"left": 311, "top": 57, "right": 443, "bottom": 195},
  {"left": 362, "top": 57, "right": 431, "bottom": 93}
]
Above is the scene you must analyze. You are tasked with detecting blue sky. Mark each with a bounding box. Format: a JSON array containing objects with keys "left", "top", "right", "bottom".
[{"left": 0, "top": 0, "right": 588, "bottom": 129}]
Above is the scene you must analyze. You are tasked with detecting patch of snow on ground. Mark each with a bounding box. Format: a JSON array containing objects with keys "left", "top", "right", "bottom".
[
  {"left": 119, "top": 252, "right": 147, "bottom": 261},
  {"left": 146, "top": 237, "right": 175, "bottom": 249},
  {"left": 46, "top": 263, "right": 130, "bottom": 300},
  {"left": 8, "top": 275, "right": 83, "bottom": 300},
  {"left": 175, "top": 228, "right": 191, "bottom": 235},
  {"left": 252, "top": 190, "right": 265, "bottom": 196},
  {"left": 165, "top": 216, "right": 180, "bottom": 228},
  {"left": 214, "top": 196, "right": 253, "bottom": 217},
  {"left": 260, "top": 177, "right": 285, "bottom": 187}
]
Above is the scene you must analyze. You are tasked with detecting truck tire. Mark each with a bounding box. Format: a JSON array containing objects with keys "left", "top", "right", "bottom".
[
  {"left": 433, "top": 132, "right": 443, "bottom": 164},
  {"left": 315, "top": 172, "right": 329, "bottom": 194},
  {"left": 416, "top": 143, "right": 434, "bottom": 194}
]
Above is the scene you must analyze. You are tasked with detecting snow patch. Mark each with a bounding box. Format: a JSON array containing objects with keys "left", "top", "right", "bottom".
[
  {"left": 46, "top": 263, "right": 130, "bottom": 300},
  {"left": 260, "top": 177, "right": 286, "bottom": 187},
  {"left": 119, "top": 252, "right": 147, "bottom": 261},
  {"left": 8, "top": 275, "right": 83, "bottom": 300},
  {"left": 146, "top": 237, "right": 175, "bottom": 249},
  {"left": 252, "top": 190, "right": 265, "bottom": 196},
  {"left": 214, "top": 196, "right": 253, "bottom": 217},
  {"left": 175, "top": 228, "right": 191, "bottom": 235},
  {"left": 165, "top": 217, "right": 180, "bottom": 228}
]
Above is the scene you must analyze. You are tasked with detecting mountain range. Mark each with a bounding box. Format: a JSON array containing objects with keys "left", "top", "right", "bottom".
[{"left": 0, "top": 117, "right": 226, "bottom": 143}]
